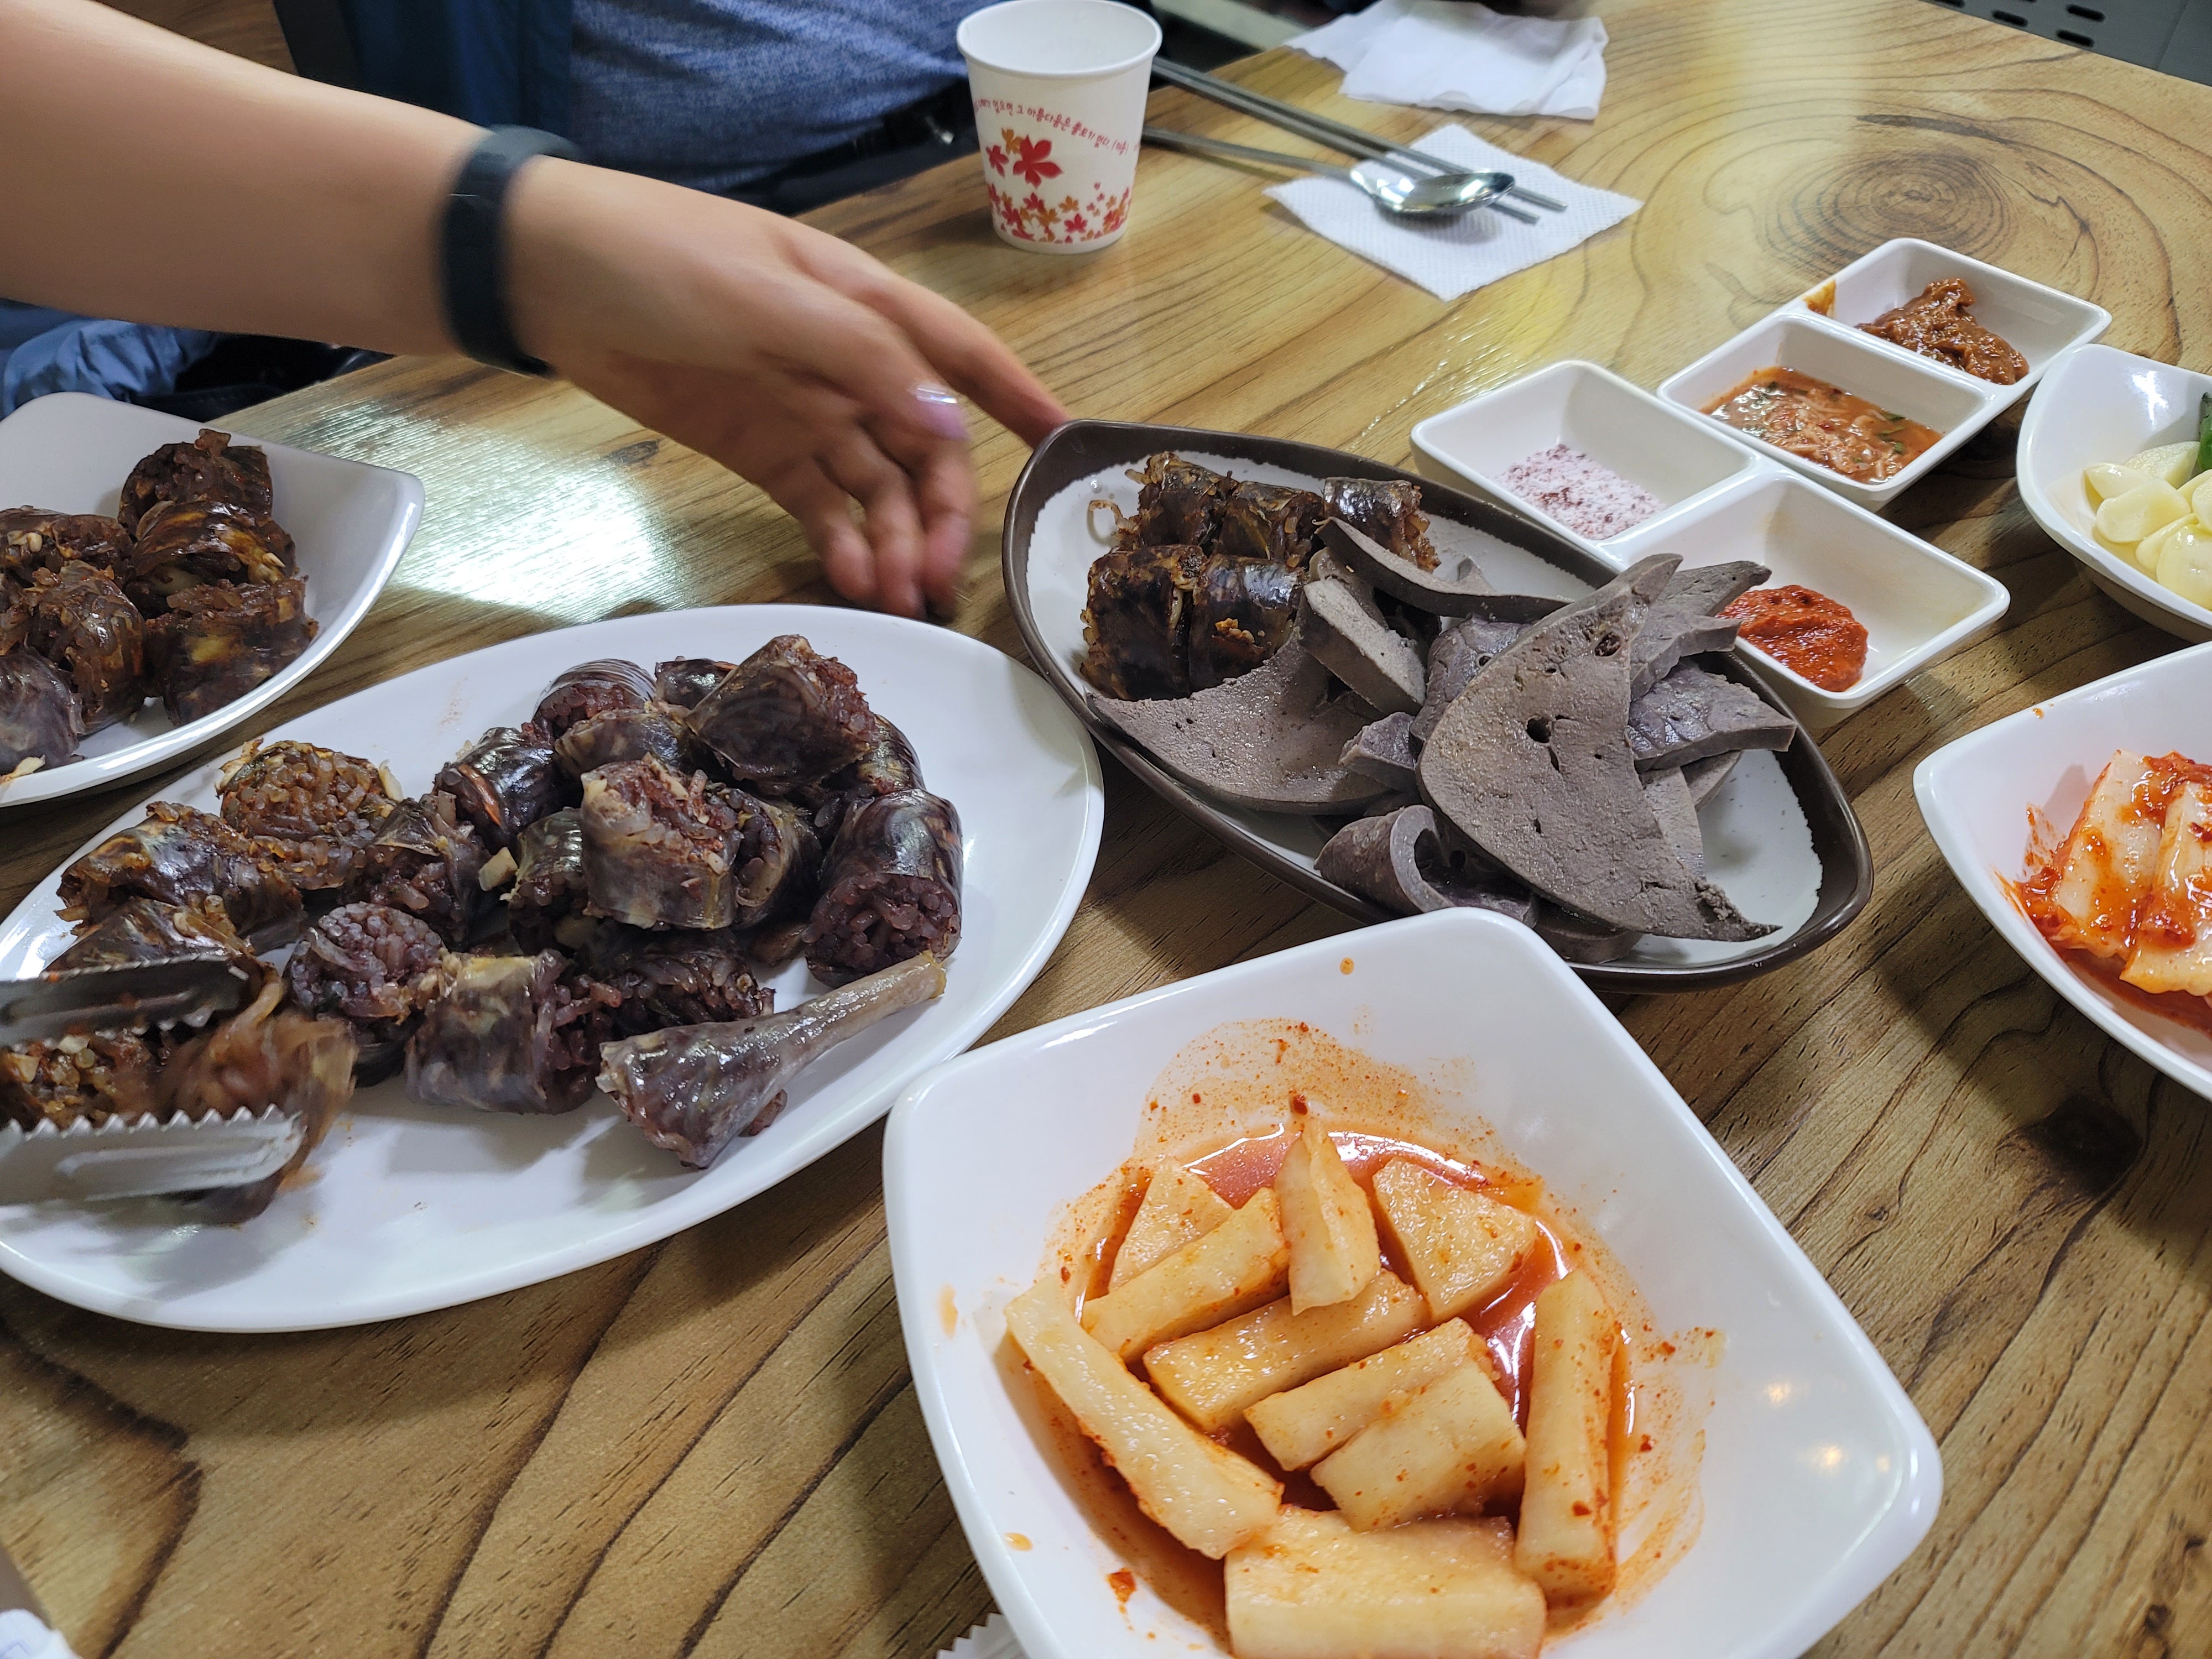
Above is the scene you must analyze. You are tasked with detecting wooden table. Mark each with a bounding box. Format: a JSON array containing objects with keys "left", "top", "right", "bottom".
[{"left": 7, "top": 1, "right": 2212, "bottom": 1652}]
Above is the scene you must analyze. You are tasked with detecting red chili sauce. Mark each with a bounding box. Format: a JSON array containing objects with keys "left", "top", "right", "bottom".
[
  {"left": 1704, "top": 367, "right": 1941, "bottom": 482},
  {"left": 1721, "top": 584, "right": 1868, "bottom": 691}
]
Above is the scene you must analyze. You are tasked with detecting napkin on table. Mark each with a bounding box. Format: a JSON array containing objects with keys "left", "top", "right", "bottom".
[
  {"left": 1262, "top": 123, "right": 1639, "bottom": 302},
  {"left": 1291, "top": 0, "right": 1610, "bottom": 119}
]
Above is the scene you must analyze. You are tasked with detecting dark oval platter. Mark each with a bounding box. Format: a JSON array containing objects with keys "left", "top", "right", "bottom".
[{"left": 1001, "top": 419, "right": 1872, "bottom": 993}]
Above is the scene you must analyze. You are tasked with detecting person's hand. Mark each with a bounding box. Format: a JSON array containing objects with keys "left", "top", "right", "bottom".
[{"left": 508, "top": 160, "right": 1067, "bottom": 618}]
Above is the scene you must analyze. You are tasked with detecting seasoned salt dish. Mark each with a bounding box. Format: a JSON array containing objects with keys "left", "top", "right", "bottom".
[{"left": 1004, "top": 1088, "right": 1694, "bottom": 1659}]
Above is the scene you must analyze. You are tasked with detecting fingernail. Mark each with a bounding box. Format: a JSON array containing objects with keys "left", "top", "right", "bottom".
[{"left": 913, "top": 384, "right": 968, "bottom": 441}]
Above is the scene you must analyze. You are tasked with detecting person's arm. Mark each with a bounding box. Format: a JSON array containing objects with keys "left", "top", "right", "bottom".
[{"left": 0, "top": 0, "right": 1067, "bottom": 617}]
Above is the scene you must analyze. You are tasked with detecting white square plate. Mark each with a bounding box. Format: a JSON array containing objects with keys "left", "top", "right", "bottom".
[
  {"left": 2016, "top": 343, "right": 2212, "bottom": 643},
  {"left": 1408, "top": 361, "right": 1762, "bottom": 559},
  {"left": 1790, "top": 237, "right": 2109, "bottom": 395},
  {"left": 0, "top": 392, "right": 422, "bottom": 808},
  {"left": 886, "top": 909, "right": 1940, "bottom": 1659},
  {"left": 1657, "top": 315, "right": 1995, "bottom": 510},
  {"left": 1611, "top": 470, "right": 2008, "bottom": 727},
  {"left": 1916, "top": 640, "right": 2212, "bottom": 1100}
]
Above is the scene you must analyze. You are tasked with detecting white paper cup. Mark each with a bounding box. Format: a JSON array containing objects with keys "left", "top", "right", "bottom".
[{"left": 957, "top": 0, "right": 1161, "bottom": 253}]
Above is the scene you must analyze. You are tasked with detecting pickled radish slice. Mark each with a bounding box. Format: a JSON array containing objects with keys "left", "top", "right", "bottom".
[{"left": 2096, "top": 480, "right": 2190, "bottom": 546}]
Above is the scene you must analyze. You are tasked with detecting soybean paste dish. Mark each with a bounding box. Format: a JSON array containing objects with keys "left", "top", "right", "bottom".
[{"left": 2, "top": 634, "right": 961, "bottom": 1216}]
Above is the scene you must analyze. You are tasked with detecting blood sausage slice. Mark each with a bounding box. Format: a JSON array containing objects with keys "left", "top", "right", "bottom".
[
  {"left": 1631, "top": 560, "right": 1768, "bottom": 695},
  {"left": 1089, "top": 627, "right": 1392, "bottom": 813},
  {"left": 1341, "top": 711, "right": 1417, "bottom": 790},
  {"left": 1416, "top": 556, "right": 1771, "bottom": 941},
  {"left": 1412, "top": 615, "right": 1528, "bottom": 747},
  {"left": 1316, "top": 804, "right": 1533, "bottom": 922},
  {"left": 1300, "top": 577, "right": 1425, "bottom": 715},
  {"left": 1627, "top": 663, "right": 1797, "bottom": 770},
  {"left": 1321, "top": 519, "right": 1494, "bottom": 614}
]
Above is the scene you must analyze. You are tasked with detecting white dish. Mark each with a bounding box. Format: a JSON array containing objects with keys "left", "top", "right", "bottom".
[
  {"left": 1657, "top": 314, "right": 1995, "bottom": 510},
  {"left": 1788, "top": 237, "right": 2109, "bottom": 396},
  {"left": 886, "top": 908, "right": 1942, "bottom": 1659},
  {"left": 1916, "top": 640, "right": 2212, "bottom": 1102},
  {"left": 0, "top": 391, "right": 422, "bottom": 808},
  {"left": 0, "top": 606, "right": 1104, "bottom": 1332},
  {"left": 2016, "top": 343, "right": 2212, "bottom": 643},
  {"left": 1611, "top": 469, "right": 2010, "bottom": 728},
  {"left": 1408, "top": 361, "right": 1763, "bottom": 560}
]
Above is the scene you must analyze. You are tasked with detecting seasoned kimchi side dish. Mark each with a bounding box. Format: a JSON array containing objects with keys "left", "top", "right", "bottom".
[
  {"left": 1072, "top": 451, "right": 1801, "bottom": 967},
  {"left": 1, "top": 634, "right": 958, "bottom": 1213},
  {"left": 2012, "top": 748, "right": 2212, "bottom": 1035},
  {"left": 0, "top": 427, "right": 319, "bottom": 782},
  {"left": 1703, "top": 368, "right": 1942, "bottom": 483},
  {"left": 1003, "top": 1023, "right": 1715, "bottom": 1659}
]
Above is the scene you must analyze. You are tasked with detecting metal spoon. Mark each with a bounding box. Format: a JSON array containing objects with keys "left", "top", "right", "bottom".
[{"left": 1142, "top": 127, "right": 1519, "bottom": 221}]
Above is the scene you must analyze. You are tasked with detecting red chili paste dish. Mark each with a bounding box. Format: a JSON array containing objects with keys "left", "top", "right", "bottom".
[
  {"left": 1703, "top": 368, "right": 1942, "bottom": 483},
  {"left": 2010, "top": 747, "right": 2212, "bottom": 1039},
  {"left": 1721, "top": 585, "right": 1869, "bottom": 692}
]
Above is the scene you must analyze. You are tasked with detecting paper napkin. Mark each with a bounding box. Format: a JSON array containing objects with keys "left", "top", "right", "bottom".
[
  {"left": 1291, "top": 0, "right": 1609, "bottom": 120},
  {"left": 1262, "top": 123, "right": 1639, "bottom": 302},
  {"left": 940, "top": 1613, "right": 1025, "bottom": 1658}
]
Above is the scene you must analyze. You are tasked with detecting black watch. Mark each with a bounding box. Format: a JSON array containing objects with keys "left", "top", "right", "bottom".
[{"left": 442, "top": 127, "right": 582, "bottom": 378}]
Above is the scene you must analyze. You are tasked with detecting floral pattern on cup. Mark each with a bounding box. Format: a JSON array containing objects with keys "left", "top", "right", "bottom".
[{"left": 984, "top": 129, "right": 1130, "bottom": 246}]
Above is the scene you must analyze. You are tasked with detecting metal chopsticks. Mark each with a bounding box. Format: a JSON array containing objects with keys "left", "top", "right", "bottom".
[{"left": 1150, "top": 58, "right": 1566, "bottom": 222}]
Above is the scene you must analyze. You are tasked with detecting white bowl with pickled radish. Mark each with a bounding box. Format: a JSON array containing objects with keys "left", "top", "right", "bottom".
[
  {"left": 885, "top": 909, "right": 1940, "bottom": 1659},
  {"left": 2017, "top": 344, "right": 2212, "bottom": 643},
  {"left": 1917, "top": 643, "right": 2212, "bottom": 1103}
]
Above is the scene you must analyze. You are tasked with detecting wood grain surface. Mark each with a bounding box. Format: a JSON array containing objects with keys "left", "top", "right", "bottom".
[{"left": 7, "top": 1, "right": 2212, "bottom": 1653}]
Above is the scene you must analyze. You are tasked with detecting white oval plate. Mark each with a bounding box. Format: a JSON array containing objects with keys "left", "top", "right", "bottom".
[
  {"left": 0, "top": 392, "right": 422, "bottom": 808},
  {"left": 0, "top": 606, "right": 1104, "bottom": 1331}
]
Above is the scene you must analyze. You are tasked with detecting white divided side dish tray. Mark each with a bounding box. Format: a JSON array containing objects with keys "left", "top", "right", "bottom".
[
  {"left": 1658, "top": 238, "right": 2108, "bottom": 511},
  {"left": 1656, "top": 314, "right": 1995, "bottom": 510},
  {"left": 1413, "top": 362, "right": 2008, "bottom": 726},
  {"left": 886, "top": 910, "right": 1942, "bottom": 1659},
  {"left": 1611, "top": 469, "right": 2008, "bottom": 727},
  {"left": 1916, "top": 641, "right": 2212, "bottom": 1103},
  {"left": 0, "top": 392, "right": 423, "bottom": 807},
  {"left": 1410, "top": 361, "right": 1762, "bottom": 558},
  {"left": 0, "top": 606, "right": 1104, "bottom": 1332},
  {"left": 2016, "top": 343, "right": 2212, "bottom": 644}
]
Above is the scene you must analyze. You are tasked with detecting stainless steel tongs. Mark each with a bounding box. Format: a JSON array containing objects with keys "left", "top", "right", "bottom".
[
  {"left": 0, "top": 958, "right": 301, "bottom": 1204},
  {"left": 1150, "top": 58, "right": 1566, "bottom": 225}
]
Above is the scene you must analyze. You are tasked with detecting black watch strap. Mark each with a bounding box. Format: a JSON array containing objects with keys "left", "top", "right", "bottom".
[{"left": 442, "top": 127, "right": 581, "bottom": 377}]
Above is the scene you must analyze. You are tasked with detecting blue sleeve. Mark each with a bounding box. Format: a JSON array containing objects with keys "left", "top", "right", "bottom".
[
  {"left": 0, "top": 316, "right": 221, "bottom": 417},
  {"left": 336, "top": 0, "right": 573, "bottom": 134}
]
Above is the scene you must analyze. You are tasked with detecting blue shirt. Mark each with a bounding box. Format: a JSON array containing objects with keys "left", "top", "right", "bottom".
[{"left": 571, "top": 0, "right": 985, "bottom": 192}]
